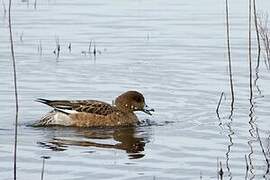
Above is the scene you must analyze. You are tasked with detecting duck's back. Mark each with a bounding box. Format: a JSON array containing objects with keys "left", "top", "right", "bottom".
[{"left": 36, "top": 99, "right": 114, "bottom": 115}]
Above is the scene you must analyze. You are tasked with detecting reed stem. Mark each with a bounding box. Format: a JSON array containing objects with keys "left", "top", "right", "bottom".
[
  {"left": 8, "top": 0, "right": 19, "bottom": 179},
  {"left": 225, "top": 0, "right": 235, "bottom": 117},
  {"left": 248, "top": 0, "right": 253, "bottom": 100}
]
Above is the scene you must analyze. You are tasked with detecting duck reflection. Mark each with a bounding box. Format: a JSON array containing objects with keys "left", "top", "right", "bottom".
[{"left": 37, "top": 126, "right": 149, "bottom": 159}]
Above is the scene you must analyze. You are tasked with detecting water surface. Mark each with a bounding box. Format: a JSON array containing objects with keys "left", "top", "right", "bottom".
[{"left": 1, "top": 0, "right": 270, "bottom": 179}]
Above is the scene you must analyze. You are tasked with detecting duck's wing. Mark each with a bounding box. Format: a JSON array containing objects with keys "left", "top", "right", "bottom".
[{"left": 36, "top": 98, "right": 114, "bottom": 116}]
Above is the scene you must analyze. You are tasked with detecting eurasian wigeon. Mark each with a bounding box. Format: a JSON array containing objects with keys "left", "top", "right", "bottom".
[{"left": 33, "top": 91, "right": 154, "bottom": 127}]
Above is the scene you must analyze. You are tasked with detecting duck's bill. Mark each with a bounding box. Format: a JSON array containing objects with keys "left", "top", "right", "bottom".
[{"left": 142, "top": 104, "right": 155, "bottom": 115}]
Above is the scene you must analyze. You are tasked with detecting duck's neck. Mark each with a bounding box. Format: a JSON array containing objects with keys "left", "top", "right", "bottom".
[
  {"left": 114, "top": 96, "right": 134, "bottom": 113},
  {"left": 115, "top": 104, "right": 133, "bottom": 113}
]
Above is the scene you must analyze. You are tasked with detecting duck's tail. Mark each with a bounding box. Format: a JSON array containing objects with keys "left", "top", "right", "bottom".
[
  {"left": 35, "top": 98, "right": 52, "bottom": 105},
  {"left": 32, "top": 111, "right": 57, "bottom": 127},
  {"left": 32, "top": 111, "right": 73, "bottom": 127}
]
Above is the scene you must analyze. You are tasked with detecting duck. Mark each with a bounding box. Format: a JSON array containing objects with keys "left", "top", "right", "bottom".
[{"left": 33, "top": 91, "right": 154, "bottom": 127}]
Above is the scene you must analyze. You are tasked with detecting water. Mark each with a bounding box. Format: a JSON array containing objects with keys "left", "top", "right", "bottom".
[{"left": 1, "top": 0, "right": 270, "bottom": 179}]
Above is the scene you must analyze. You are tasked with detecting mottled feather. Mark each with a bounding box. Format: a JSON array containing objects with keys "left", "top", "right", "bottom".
[{"left": 36, "top": 99, "right": 114, "bottom": 116}]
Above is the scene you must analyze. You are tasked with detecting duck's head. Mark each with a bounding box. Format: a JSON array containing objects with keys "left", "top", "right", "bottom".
[{"left": 115, "top": 91, "right": 154, "bottom": 115}]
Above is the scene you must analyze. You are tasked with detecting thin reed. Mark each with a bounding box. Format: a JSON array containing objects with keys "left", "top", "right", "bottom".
[
  {"left": 253, "top": 0, "right": 262, "bottom": 97},
  {"left": 218, "top": 161, "right": 224, "bottom": 180},
  {"left": 8, "top": 0, "right": 19, "bottom": 179},
  {"left": 258, "top": 14, "right": 270, "bottom": 68},
  {"left": 216, "top": 92, "right": 225, "bottom": 119},
  {"left": 34, "top": 0, "right": 37, "bottom": 9},
  {"left": 245, "top": 154, "right": 249, "bottom": 179},
  {"left": 256, "top": 128, "right": 270, "bottom": 175},
  {"left": 40, "top": 156, "right": 50, "bottom": 180},
  {"left": 248, "top": 0, "right": 253, "bottom": 100},
  {"left": 253, "top": 0, "right": 261, "bottom": 70},
  {"left": 225, "top": 0, "right": 234, "bottom": 117}
]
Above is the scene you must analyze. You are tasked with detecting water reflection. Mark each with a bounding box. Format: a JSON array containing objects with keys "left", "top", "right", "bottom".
[
  {"left": 216, "top": 92, "right": 234, "bottom": 180},
  {"left": 254, "top": 39, "right": 263, "bottom": 99},
  {"left": 37, "top": 126, "right": 149, "bottom": 159},
  {"left": 225, "top": 121, "right": 234, "bottom": 180},
  {"left": 247, "top": 100, "right": 256, "bottom": 180}
]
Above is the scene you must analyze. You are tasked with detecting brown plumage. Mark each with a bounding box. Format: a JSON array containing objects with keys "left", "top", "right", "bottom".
[{"left": 33, "top": 91, "right": 154, "bottom": 127}]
